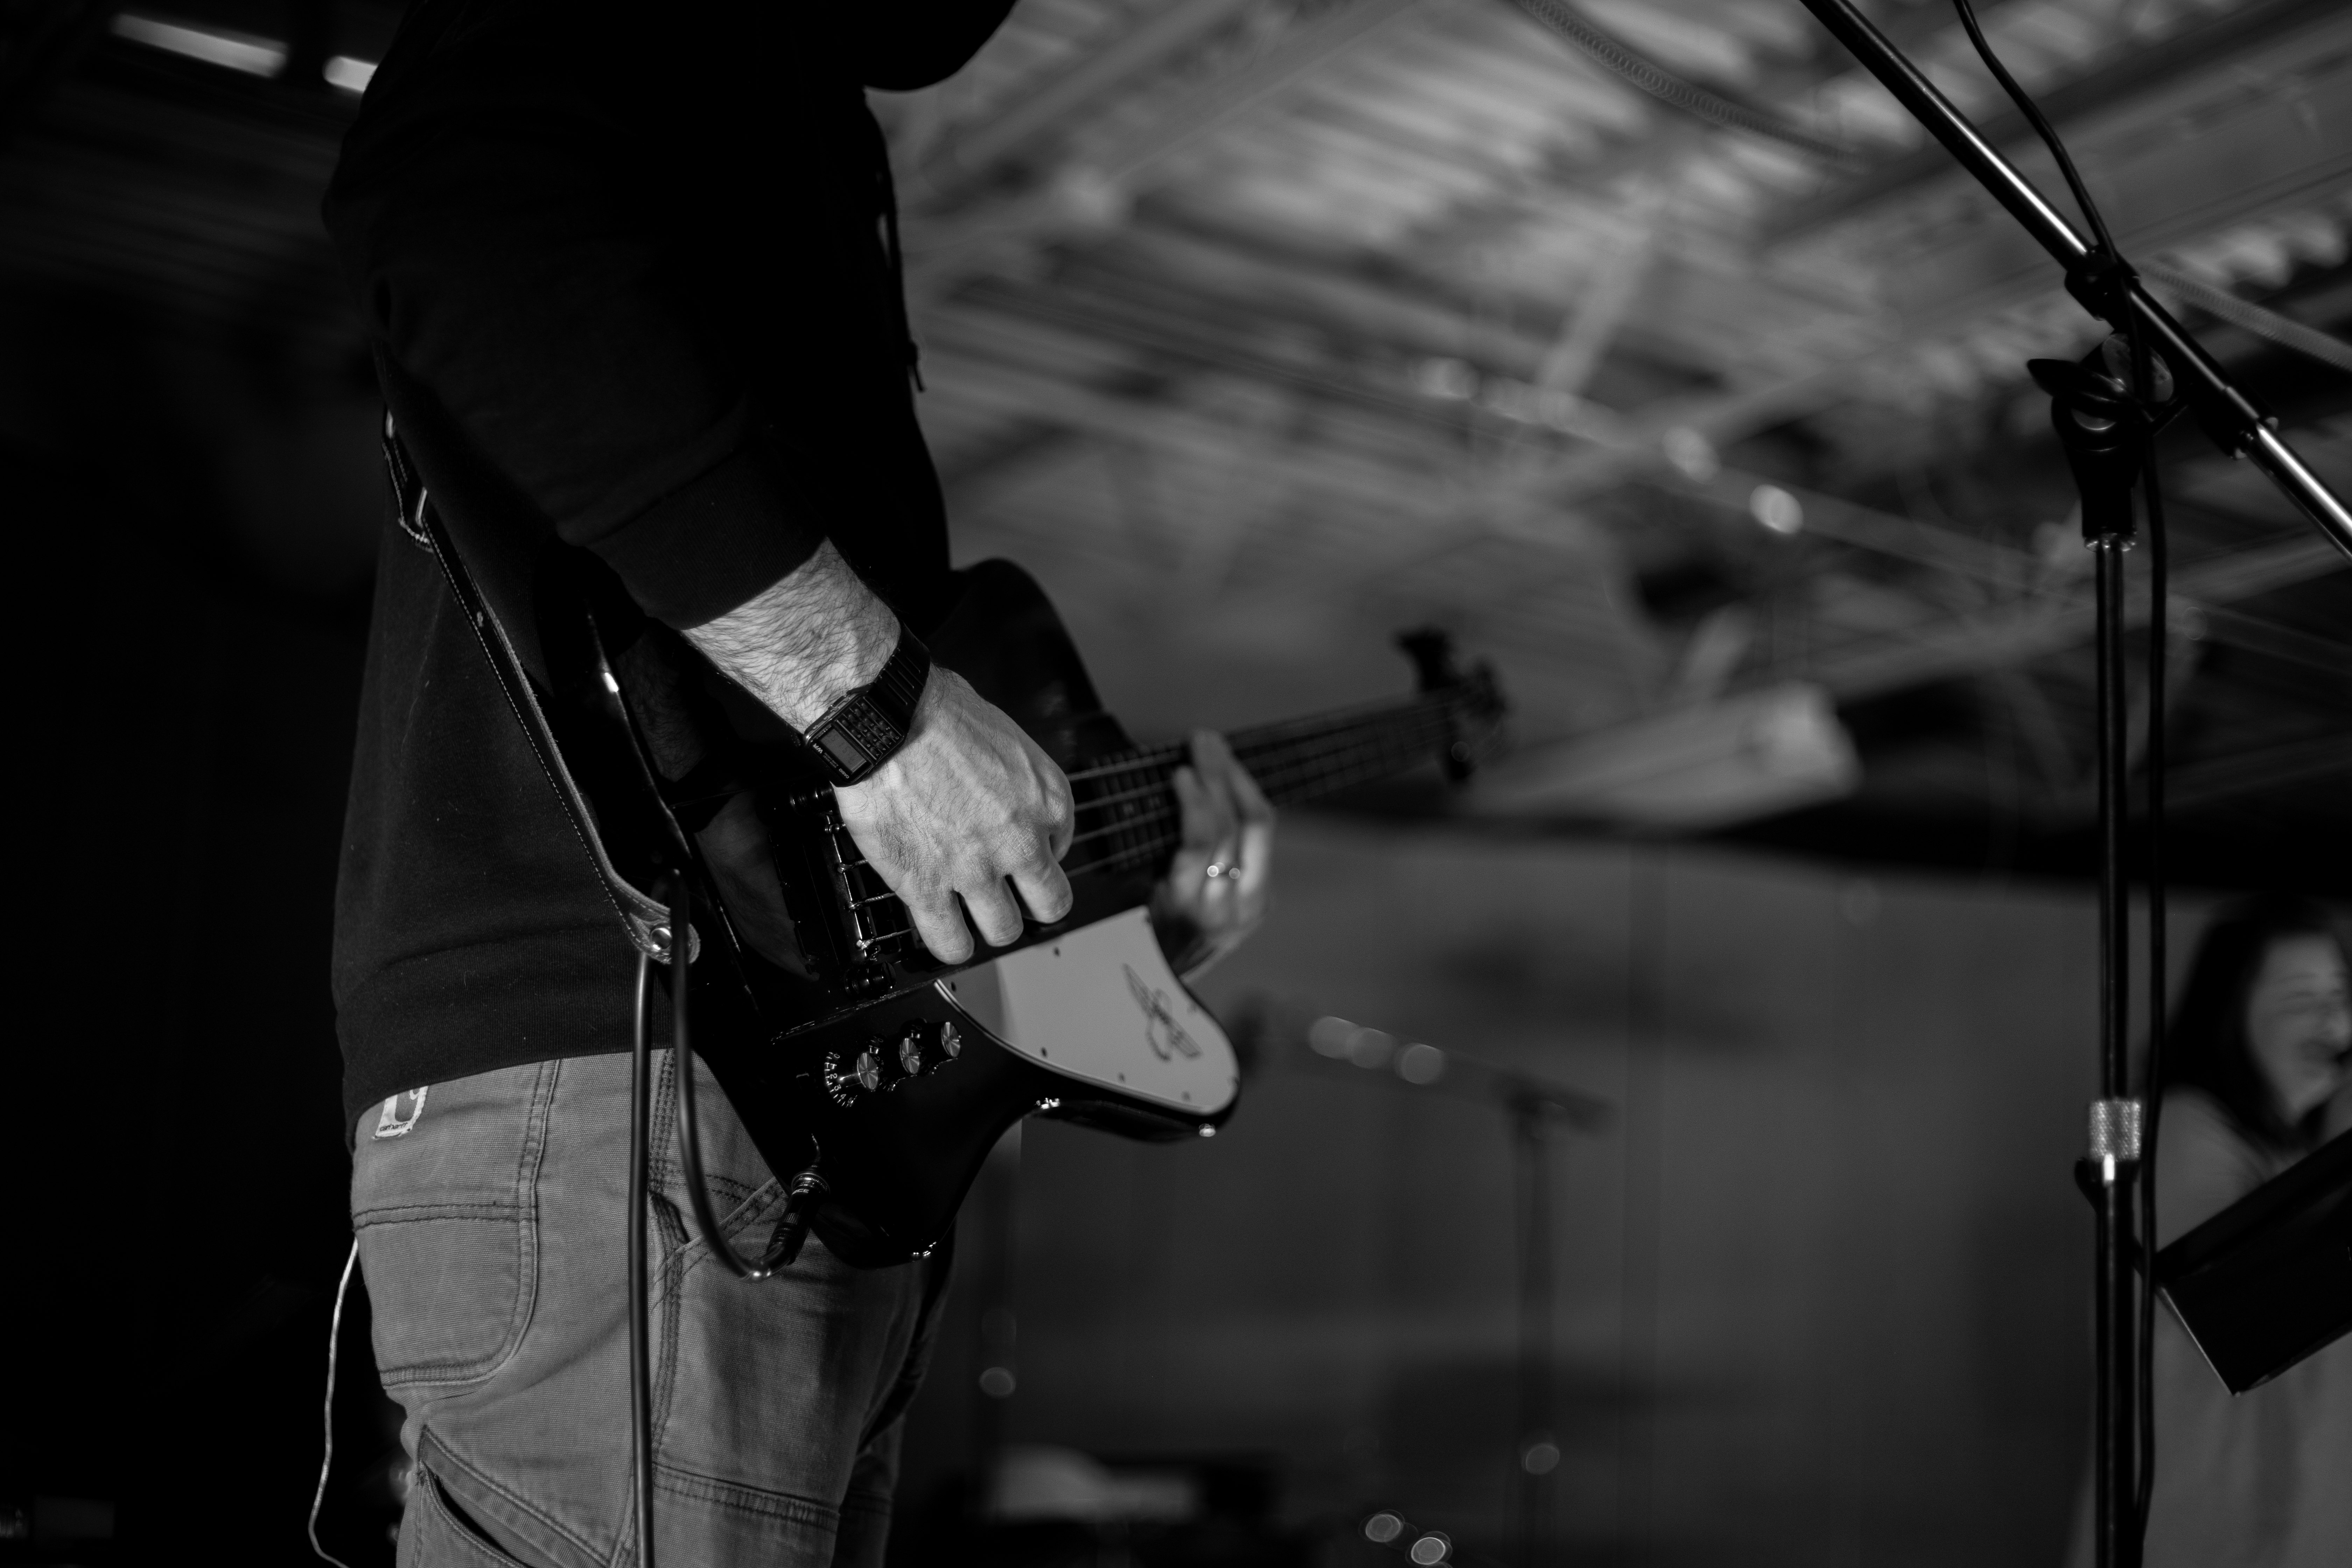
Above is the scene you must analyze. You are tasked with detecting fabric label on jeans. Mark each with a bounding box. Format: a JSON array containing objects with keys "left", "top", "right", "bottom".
[{"left": 374, "top": 1086, "right": 428, "bottom": 1139}]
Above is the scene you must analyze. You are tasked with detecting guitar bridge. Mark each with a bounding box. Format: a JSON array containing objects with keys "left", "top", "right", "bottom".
[{"left": 819, "top": 813, "right": 919, "bottom": 965}]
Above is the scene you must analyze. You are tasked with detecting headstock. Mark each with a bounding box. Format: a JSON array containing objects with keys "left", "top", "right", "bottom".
[{"left": 1395, "top": 628, "right": 1508, "bottom": 782}]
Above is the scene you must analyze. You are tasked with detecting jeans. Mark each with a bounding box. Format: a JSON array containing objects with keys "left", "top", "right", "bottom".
[{"left": 352, "top": 1049, "right": 950, "bottom": 1568}]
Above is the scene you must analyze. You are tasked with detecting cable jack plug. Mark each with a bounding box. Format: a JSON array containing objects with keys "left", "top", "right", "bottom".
[{"left": 761, "top": 1165, "right": 829, "bottom": 1270}]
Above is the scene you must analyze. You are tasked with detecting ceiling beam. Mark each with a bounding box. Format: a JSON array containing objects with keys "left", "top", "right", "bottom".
[
  {"left": 2193, "top": 604, "right": 2352, "bottom": 680},
  {"left": 917, "top": 0, "right": 1259, "bottom": 189},
  {"left": 1438, "top": 6, "right": 2352, "bottom": 537},
  {"left": 905, "top": 0, "right": 1431, "bottom": 304},
  {"left": 1796, "top": 536, "right": 2347, "bottom": 702},
  {"left": 920, "top": 343, "right": 1449, "bottom": 520},
  {"left": 1776, "top": 0, "right": 2338, "bottom": 239},
  {"left": 1663, "top": 467, "right": 2043, "bottom": 590},
  {"left": 2163, "top": 733, "right": 2352, "bottom": 811}
]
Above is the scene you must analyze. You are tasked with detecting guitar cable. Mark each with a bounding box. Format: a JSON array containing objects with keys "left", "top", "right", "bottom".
[
  {"left": 630, "top": 952, "right": 659, "bottom": 1568},
  {"left": 306, "top": 1241, "right": 362, "bottom": 1568},
  {"left": 666, "top": 873, "right": 815, "bottom": 1283},
  {"left": 630, "top": 871, "right": 820, "bottom": 1568}
]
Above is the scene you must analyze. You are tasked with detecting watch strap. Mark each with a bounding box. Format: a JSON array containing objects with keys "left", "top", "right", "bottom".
[{"left": 804, "top": 630, "right": 931, "bottom": 785}]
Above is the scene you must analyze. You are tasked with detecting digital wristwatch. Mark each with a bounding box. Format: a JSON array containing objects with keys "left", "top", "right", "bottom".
[{"left": 802, "top": 630, "right": 932, "bottom": 786}]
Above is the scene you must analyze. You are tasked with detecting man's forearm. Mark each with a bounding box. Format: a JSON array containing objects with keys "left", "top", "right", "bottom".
[
  {"left": 684, "top": 541, "right": 900, "bottom": 731},
  {"left": 693, "top": 541, "right": 1077, "bottom": 962}
]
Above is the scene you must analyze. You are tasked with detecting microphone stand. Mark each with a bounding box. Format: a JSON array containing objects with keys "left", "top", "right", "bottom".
[
  {"left": 1345, "top": 1053, "right": 1611, "bottom": 1568},
  {"left": 1791, "top": 7, "right": 2352, "bottom": 1567},
  {"left": 1502, "top": 1078, "right": 1606, "bottom": 1568},
  {"left": 1252, "top": 1000, "right": 1611, "bottom": 1567},
  {"left": 1367, "top": 1057, "right": 1610, "bottom": 1568}
]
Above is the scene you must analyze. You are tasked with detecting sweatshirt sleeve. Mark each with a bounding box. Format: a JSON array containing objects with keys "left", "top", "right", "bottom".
[{"left": 322, "top": 0, "right": 828, "bottom": 629}]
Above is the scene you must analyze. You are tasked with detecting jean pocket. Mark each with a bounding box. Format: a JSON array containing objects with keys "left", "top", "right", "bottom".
[
  {"left": 353, "top": 1060, "right": 555, "bottom": 1387},
  {"left": 403, "top": 1457, "right": 541, "bottom": 1567}
]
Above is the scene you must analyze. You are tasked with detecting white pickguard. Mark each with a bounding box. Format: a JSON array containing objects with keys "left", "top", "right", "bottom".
[{"left": 939, "top": 907, "right": 1239, "bottom": 1117}]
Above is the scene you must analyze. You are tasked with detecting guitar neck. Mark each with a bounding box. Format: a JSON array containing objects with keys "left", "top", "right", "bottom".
[
  {"left": 1061, "top": 693, "right": 1457, "bottom": 879},
  {"left": 1232, "top": 695, "right": 1459, "bottom": 806}
]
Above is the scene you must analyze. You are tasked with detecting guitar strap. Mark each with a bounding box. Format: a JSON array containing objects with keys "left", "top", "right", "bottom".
[{"left": 374, "top": 354, "right": 678, "bottom": 964}]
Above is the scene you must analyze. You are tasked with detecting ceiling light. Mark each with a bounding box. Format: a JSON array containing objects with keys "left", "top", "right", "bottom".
[
  {"left": 1307, "top": 1016, "right": 1357, "bottom": 1057},
  {"left": 325, "top": 55, "right": 378, "bottom": 93},
  {"left": 1395, "top": 1043, "right": 1447, "bottom": 1084},
  {"left": 1414, "top": 357, "right": 1478, "bottom": 400},
  {"left": 112, "top": 13, "right": 285, "bottom": 77},
  {"left": 1662, "top": 425, "right": 1719, "bottom": 482},
  {"left": 1750, "top": 483, "right": 1804, "bottom": 535},
  {"left": 1471, "top": 682, "right": 1860, "bottom": 829}
]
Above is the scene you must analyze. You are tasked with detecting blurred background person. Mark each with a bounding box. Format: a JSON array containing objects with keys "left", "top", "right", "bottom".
[{"left": 2070, "top": 895, "right": 2352, "bottom": 1568}]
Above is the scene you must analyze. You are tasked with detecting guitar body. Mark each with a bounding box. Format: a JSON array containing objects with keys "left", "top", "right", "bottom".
[
  {"left": 386, "top": 399, "right": 1494, "bottom": 1269},
  {"left": 566, "top": 559, "right": 1238, "bottom": 1267}
]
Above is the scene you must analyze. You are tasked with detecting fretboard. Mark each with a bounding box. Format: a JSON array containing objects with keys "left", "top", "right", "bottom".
[{"left": 1056, "top": 692, "right": 1459, "bottom": 881}]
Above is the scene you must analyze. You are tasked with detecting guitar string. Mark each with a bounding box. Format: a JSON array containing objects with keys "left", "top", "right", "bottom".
[
  {"left": 1063, "top": 711, "right": 1451, "bottom": 846},
  {"left": 1057, "top": 706, "right": 1453, "bottom": 828},
  {"left": 846, "top": 728, "right": 1448, "bottom": 905},
  {"left": 842, "top": 724, "right": 1440, "bottom": 931},
  {"left": 1055, "top": 712, "right": 1457, "bottom": 862},
  {"left": 835, "top": 705, "right": 1461, "bottom": 906},
  {"left": 845, "top": 701, "right": 1461, "bottom": 924},
  {"left": 1048, "top": 718, "right": 1444, "bottom": 820},
  {"left": 1064, "top": 709, "right": 1458, "bottom": 854},
  {"left": 1063, "top": 725, "right": 1425, "bottom": 825},
  {"left": 1055, "top": 692, "right": 1456, "bottom": 788},
  {"left": 1237, "top": 710, "right": 1455, "bottom": 793},
  {"left": 1067, "top": 736, "right": 1427, "bottom": 881},
  {"left": 1068, "top": 691, "right": 1453, "bottom": 775}
]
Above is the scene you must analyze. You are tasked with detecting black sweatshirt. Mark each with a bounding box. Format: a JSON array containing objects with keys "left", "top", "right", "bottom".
[{"left": 324, "top": 0, "right": 1015, "bottom": 1128}]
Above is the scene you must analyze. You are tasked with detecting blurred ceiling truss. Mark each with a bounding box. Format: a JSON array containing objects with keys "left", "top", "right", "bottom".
[{"left": 2, "top": 0, "right": 2345, "bottom": 856}]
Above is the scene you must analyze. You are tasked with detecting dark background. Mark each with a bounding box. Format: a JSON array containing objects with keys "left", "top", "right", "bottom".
[{"left": 4, "top": 2, "right": 2346, "bottom": 1565}]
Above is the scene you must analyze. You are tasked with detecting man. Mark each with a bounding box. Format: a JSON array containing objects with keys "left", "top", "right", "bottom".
[{"left": 322, "top": 2, "right": 1274, "bottom": 1563}]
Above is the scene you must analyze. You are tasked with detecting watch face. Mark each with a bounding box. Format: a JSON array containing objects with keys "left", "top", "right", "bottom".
[
  {"left": 817, "top": 727, "right": 874, "bottom": 772},
  {"left": 820, "top": 694, "right": 908, "bottom": 778}
]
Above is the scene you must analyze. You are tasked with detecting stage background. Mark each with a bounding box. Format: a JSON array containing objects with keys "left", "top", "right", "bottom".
[{"left": 898, "top": 820, "right": 2227, "bottom": 1567}]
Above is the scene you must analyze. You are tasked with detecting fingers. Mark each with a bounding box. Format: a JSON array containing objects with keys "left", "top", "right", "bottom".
[
  {"left": 961, "top": 880, "right": 1027, "bottom": 951},
  {"left": 1040, "top": 752, "right": 1077, "bottom": 862},
  {"left": 909, "top": 835, "right": 1071, "bottom": 962},
  {"left": 831, "top": 668, "right": 1082, "bottom": 964},
  {"left": 1225, "top": 743, "right": 1275, "bottom": 909},
  {"left": 1172, "top": 760, "right": 1236, "bottom": 853},
  {"left": 904, "top": 893, "right": 975, "bottom": 967},
  {"left": 904, "top": 862, "right": 1068, "bottom": 966},
  {"left": 1186, "top": 731, "right": 1273, "bottom": 921},
  {"left": 1010, "top": 856, "right": 1075, "bottom": 926},
  {"left": 1185, "top": 730, "right": 1250, "bottom": 861},
  {"left": 1224, "top": 735, "right": 1274, "bottom": 825},
  {"left": 1233, "top": 811, "right": 1275, "bottom": 909},
  {"left": 964, "top": 835, "right": 1070, "bottom": 951}
]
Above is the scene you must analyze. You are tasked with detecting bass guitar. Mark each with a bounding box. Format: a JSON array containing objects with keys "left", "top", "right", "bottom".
[{"left": 384, "top": 414, "right": 1503, "bottom": 1267}]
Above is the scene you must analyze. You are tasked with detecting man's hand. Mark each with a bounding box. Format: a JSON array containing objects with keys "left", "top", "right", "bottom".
[
  {"left": 836, "top": 669, "right": 1073, "bottom": 963},
  {"left": 685, "top": 541, "right": 1074, "bottom": 964},
  {"left": 1152, "top": 731, "right": 1275, "bottom": 977}
]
